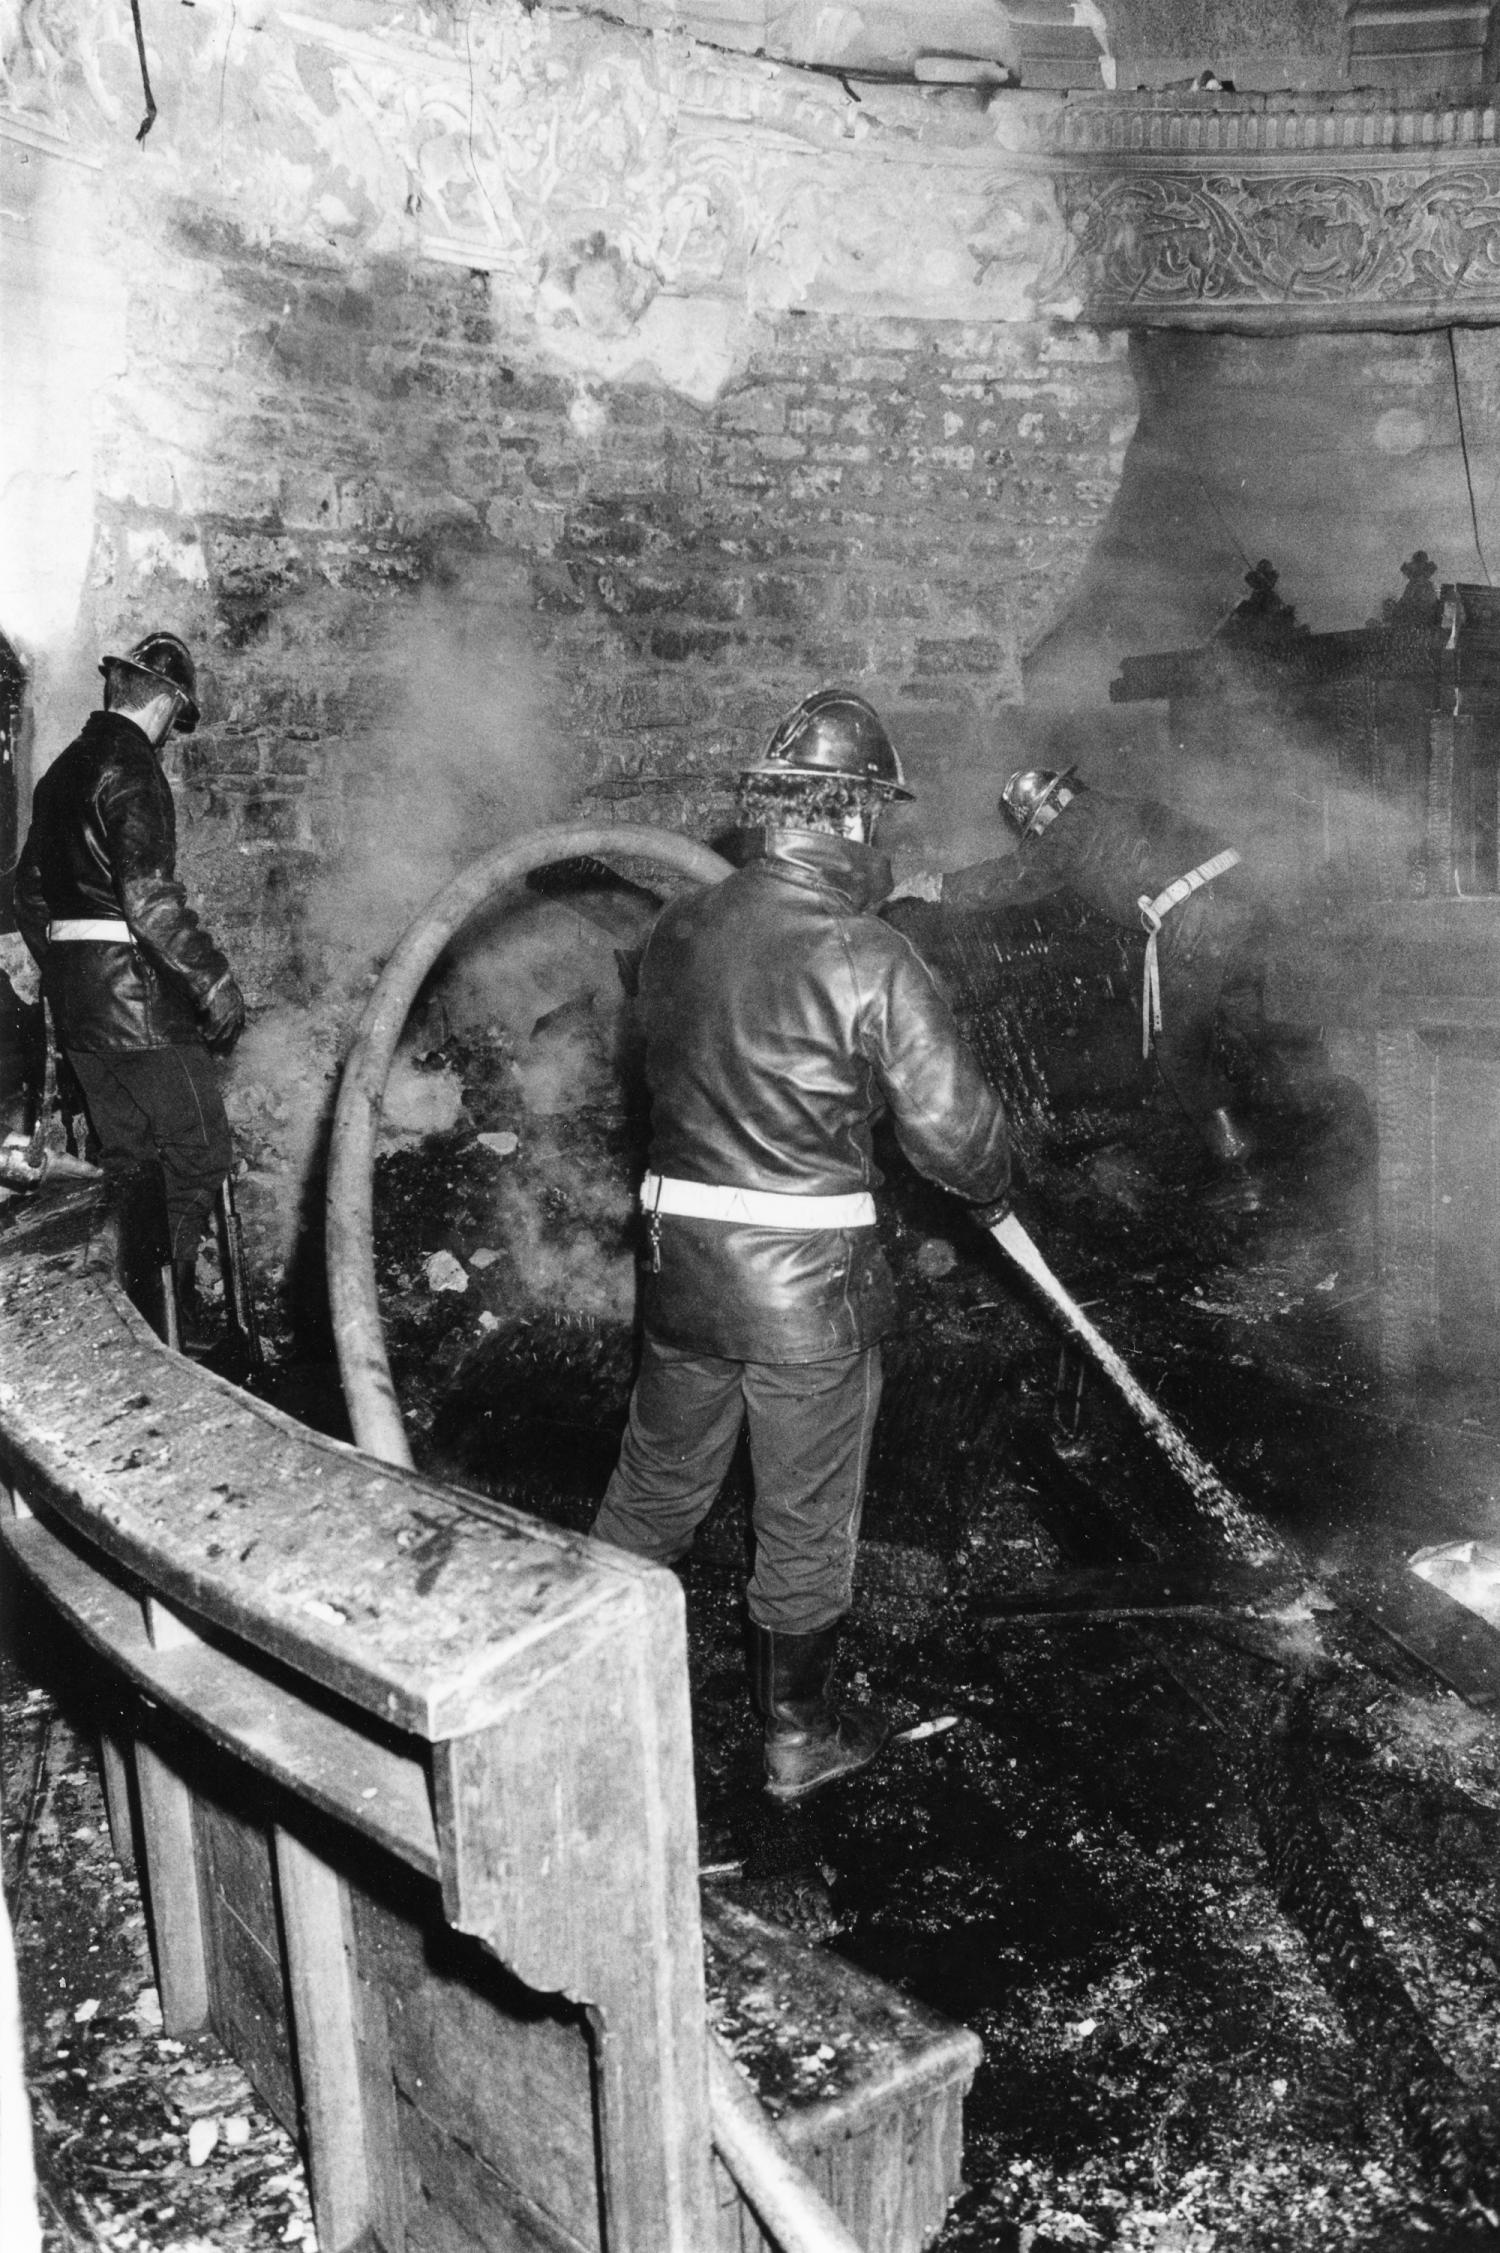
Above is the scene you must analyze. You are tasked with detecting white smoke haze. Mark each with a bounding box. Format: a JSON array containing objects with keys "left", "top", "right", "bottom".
[
  {"left": 1168, "top": 747, "right": 1431, "bottom": 915},
  {"left": 510, "top": 1017, "right": 612, "bottom": 1117},
  {"left": 384, "top": 889, "right": 648, "bottom": 1325},
  {"left": 979, "top": 664, "right": 1437, "bottom": 922},
  {"left": 224, "top": 1004, "right": 341, "bottom": 1266},
  {"left": 441, "top": 897, "right": 640, "bottom": 1047},
  {"left": 487, "top": 1143, "right": 637, "bottom": 1326},
  {"left": 225, "top": 593, "right": 593, "bottom": 1299},
  {"left": 307, "top": 590, "right": 581, "bottom": 985}
]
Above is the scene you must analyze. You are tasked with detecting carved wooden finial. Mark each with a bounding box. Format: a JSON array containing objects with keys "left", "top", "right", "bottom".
[
  {"left": 1381, "top": 550, "right": 1441, "bottom": 624},
  {"left": 1220, "top": 558, "right": 1299, "bottom": 639}
]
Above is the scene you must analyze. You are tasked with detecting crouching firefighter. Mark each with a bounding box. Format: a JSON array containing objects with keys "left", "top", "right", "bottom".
[
  {"left": 14, "top": 632, "right": 247, "bottom": 1344},
  {"left": 945, "top": 766, "right": 1259, "bottom": 1194},
  {"left": 591, "top": 690, "right": 1012, "bottom": 1802}
]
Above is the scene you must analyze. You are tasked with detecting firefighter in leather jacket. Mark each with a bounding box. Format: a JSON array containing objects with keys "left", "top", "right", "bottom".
[
  {"left": 15, "top": 633, "right": 246, "bottom": 1315},
  {"left": 945, "top": 766, "right": 1257, "bottom": 1175},
  {"left": 592, "top": 691, "right": 1012, "bottom": 1803}
]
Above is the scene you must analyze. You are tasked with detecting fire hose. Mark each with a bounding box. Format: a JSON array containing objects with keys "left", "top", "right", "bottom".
[{"left": 327, "top": 823, "right": 730, "bottom": 1469}]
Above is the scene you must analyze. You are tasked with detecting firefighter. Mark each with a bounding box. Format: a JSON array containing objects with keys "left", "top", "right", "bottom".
[
  {"left": 944, "top": 765, "right": 1257, "bottom": 1175},
  {"left": 591, "top": 690, "right": 1012, "bottom": 1802},
  {"left": 14, "top": 632, "right": 246, "bottom": 1330}
]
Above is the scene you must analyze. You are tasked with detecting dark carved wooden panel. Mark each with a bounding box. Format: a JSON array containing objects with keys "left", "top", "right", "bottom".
[
  {"left": 1110, "top": 557, "right": 1500, "bottom": 907},
  {"left": 0, "top": 631, "right": 25, "bottom": 934}
]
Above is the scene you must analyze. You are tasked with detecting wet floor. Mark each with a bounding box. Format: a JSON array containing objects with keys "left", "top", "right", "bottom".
[
  {"left": 371, "top": 1052, "right": 1500, "bottom": 2248},
  {"left": 13, "top": 893, "right": 1500, "bottom": 2247}
]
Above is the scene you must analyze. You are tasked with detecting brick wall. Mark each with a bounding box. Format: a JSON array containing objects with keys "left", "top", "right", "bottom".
[{"left": 83, "top": 231, "right": 1132, "bottom": 1011}]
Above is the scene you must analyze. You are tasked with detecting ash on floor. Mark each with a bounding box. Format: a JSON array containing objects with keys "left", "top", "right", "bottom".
[{"left": 10, "top": 944, "right": 1500, "bottom": 2248}]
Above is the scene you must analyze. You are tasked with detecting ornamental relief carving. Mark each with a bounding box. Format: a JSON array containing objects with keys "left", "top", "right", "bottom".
[
  {"left": 2, "top": 0, "right": 1069, "bottom": 400},
  {"left": 1059, "top": 165, "right": 1500, "bottom": 320},
  {"left": 14, "top": 0, "right": 1500, "bottom": 355}
]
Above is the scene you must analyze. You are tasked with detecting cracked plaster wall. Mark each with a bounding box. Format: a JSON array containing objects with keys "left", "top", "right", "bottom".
[
  {"left": 0, "top": 0, "right": 1135, "bottom": 1270},
  {"left": 0, "top": 0, "right": 1127, "bottom": 890}
]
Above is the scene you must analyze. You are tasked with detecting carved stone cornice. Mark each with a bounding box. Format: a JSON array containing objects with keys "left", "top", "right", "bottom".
[{"left": 1049, "top": 89, "right": 1500, "bottom": 330}]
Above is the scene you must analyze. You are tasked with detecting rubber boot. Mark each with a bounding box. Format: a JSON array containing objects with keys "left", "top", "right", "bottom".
[
  {"left": 749, "top": 1621, "right": 888, "bottom": 1803},
  {"left": 82, "top": 1162, "right": 176, "bottom": 1341}
]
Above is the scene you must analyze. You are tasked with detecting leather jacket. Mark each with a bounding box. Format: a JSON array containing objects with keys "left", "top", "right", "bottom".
[
  {"left": 945, "top": 791, "right": 1244, "bottom": 934},
  {"left": 637, "top": 826, "right": 1011, "bottom": 1362},
  {"left": 15, "top": 711, "right": 235, "bottom": 1053}
]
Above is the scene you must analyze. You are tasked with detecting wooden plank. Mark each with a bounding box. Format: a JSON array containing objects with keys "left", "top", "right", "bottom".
[
  {"left": 0, "top": 1474, "right": 34, "bottom": 1521},
  {"left": 198, "top": 1796, "right": 300, "bottom": 2133},
  {"left": 0, "top": 1240, "right": 661, "bottom": 1740},
  {"left": 702, "top": 1890, "right": 981, "bottom": 2251},
  {"left": 433, "top": 1572, "right": 714, "bottom": 2253},
  {"left": 1374, "top": 1027, "right": 1438, "bottom": 1379},
  {"left": 352, "top": 1883, "right": 600, "bottom": 2247},
  {"left": 1426, "top": 711, "right": 1457, "bottom": 897},
  {"left": 133, "top": 1741, "right": 210, "bottom": 2037},
  {"left": 1, "top": 1508, "right": 440, "bottom": 1876},
  {"left": 344, "top": 1917, "right": 408, "bottom": 2253},
  {"left": 703, "top": 1891, "right": 983, "bottom": 2145},
  {"left": 396, "top": 2084, "right": 594, "bottom": 2253},
  {"left": 144, "top": 1594, "right": 206, "bottom": 1651},
  {"left": 275, "top": 1828, "right": 373, "bottom": 2253},
  {"left": 1335, "top": 1562, "right": 1500, "bottom": 1706},
  {"left": 97, "top": 1731, "right": 137, "bottom": 1874}
]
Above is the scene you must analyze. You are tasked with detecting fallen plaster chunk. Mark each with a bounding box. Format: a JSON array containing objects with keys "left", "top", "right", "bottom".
[
  {"left": 476, "top": 1130, "right": 520, "bottom": 1159},
  {"left": 424, "top": 1249, "right": 469, "bottom": 1293},
  {"left": 187, "top": 2117, "right": 220, "bottom": 2167},
  {"left": 379, "top": 1055, "right": 465, "bottom": 1142},
  {"left": 300, "top": 1597, "right": 348, "bottom": 1627}
]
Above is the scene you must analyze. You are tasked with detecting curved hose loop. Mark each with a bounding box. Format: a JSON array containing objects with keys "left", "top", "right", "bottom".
[{"left": 326, "top": 821, "right": 730, "bottom": 1471}]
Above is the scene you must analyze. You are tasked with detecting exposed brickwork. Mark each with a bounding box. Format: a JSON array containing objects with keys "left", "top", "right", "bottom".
[{"left": 77, "top": 222, "right": 1131, "bottom": 1008}]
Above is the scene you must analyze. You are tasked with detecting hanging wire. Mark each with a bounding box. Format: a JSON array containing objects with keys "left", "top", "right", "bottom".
[
  {"left": 129, "top": 0, "right": 158, "bottom": 142},
  {"left": 1190, "top": 457, "right": 1256, "bottom": 576},
  {"left": 1447, "top": 327, "right": 1493, "bottom": 587}
]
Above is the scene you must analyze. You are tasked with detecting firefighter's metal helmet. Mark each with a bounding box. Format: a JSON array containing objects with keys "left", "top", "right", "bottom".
[
  {"left": 100, "top": 631, "right": 200, "bottom": 733},
  {"left": 1000, "top": 765, "right": 1077, "bottom": 838},
  {"left": 742, "top": 689, "right": 912, "bottom": 800}
]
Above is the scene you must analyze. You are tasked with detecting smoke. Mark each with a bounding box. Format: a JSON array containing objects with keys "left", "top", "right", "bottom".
[
  {"left": 306, "top": 589, "right": 580, "bottom": 984},
  {"left": 488, "top": 1139, "right": 637, "bottom": 1326},
  {"left": 231, "top": 590, "right": 588, "bottom": 1298},
  {"left": 443, "top": 922, "right": 644, "bottom": 1320},
  {"left": 223, "top": 1002, "right": 341, "bottom": 1269},
  {"left": 440, "top": 899, "right": 641, "bottom": 1046}
]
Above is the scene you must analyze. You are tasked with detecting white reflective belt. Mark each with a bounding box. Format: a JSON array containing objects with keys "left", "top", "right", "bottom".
[
  {"left": 641, "top": 1171, "right": 876, "bottom": 1229},
  {"left": 48, "top": 918, "right": 132, "bottom": 943},
  {"left": 1137, "top": 848, "right": 1240, "bottom": 1058}
]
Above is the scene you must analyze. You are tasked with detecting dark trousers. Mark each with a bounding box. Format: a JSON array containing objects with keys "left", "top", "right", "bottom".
[
  {"left": 68, "top": 1045, "right": 233, "bottom": 1264},
  {"left": 592, "top": 1333, "right": 883, "bottom": 1634}
]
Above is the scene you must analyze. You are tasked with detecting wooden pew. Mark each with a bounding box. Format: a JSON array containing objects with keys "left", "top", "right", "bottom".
[{"left": 0, "top": 1203, "right": 980, "bottom": 2253}]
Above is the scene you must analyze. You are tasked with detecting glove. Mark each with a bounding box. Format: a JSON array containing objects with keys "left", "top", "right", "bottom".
[{"left": 201, "top": 974, "right": 246, "bottom": 1051}]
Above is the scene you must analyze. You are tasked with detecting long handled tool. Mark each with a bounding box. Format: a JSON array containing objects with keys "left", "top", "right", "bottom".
[
  {"left": 216, "top": 1173, "right": 265, "bottom": 1381},
  {"left": 990, "top": 1213, "right": 1298, "bottom": 1573}
]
